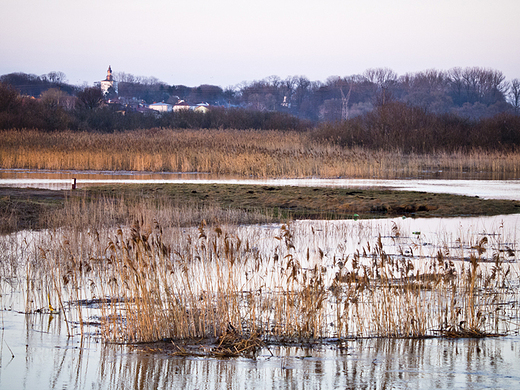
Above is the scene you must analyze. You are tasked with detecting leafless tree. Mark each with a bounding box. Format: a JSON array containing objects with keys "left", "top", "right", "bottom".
[
  {"left": 509, "top": 79, "right": 520, "bottom": 113},
  {"left": 76, "top": 86, "right": 103, "bottom": 110},
  {"left": 363, "top": 67, "right": 398, "bottom": 87},
  {"left": 40, "top": 88, "right": 75, "bottom": 110},
  {"left": 448, "top": 67, "right": 508, "bottom": 105},
  {"left": 43, "top": 71, "right": 67, "bottom": 84}
]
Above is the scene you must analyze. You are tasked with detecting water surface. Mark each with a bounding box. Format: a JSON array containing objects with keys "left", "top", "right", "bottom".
[
  {"left": 1, "top": 169, "right": 520, "bottom": 200},
  {"left": 2, "top": 307, "right": 519, "bottom": 390},
  {"left": 2, "top": 170, "right": 520, "bottom": 389}
]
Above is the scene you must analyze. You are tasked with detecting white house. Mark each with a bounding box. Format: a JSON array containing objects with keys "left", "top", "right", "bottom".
[
  {"left": 149, "top": 102, "right": 173, "bottom": 112},
  {"left": 173, "top": 100, "right": 191, "bottom": 111},
  {"left": 194, "top": 103, "right": 210, "bottom": 113}
]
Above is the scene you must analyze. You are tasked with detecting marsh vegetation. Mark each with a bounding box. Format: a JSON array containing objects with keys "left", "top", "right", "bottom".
[
  {"left": 1, "top": 128, "right": 520, "bottom": 180},
  {"left": 2, "top": 184, "right": 520, "bottom": 235},
  {"left": 3, "top": 206, "right": 518, "bottom": 356},
  {"left": 1, "top": 125, "right": 519, "bottom": 359}
]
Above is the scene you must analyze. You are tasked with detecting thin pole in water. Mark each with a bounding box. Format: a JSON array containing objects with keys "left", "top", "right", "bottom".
[{"left": 72, "top": 178, "right": 77, "bottom": 190}]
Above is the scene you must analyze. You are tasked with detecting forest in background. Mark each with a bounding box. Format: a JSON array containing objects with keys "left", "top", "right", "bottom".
[
  {"left": 3, "top": 67, "right": 520, "bottom": 118},
  {"left": 1, "top": 67, "right": 520, "bottom": 152}
]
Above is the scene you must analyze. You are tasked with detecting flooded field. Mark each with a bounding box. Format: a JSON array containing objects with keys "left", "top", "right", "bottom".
[
  {"left": 1, "top": 169, "right": 520, "bottom": 389},
  {"left": 2, "top": 314, "right": 519, "bottom": 390},
  {"left": 1, "top": 168, "right": 520, "bottom": 200},
  {"left": 2, "top": 212, "right": 520, "bottom": 389}
]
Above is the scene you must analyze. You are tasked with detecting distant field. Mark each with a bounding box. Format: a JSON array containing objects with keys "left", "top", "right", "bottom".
[{"left": 1, "top": 128, "right": 520, "bottom": 179}]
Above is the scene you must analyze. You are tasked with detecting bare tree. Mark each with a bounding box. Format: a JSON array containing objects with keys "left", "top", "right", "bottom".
[
  {"left": 44, "top": 71, "right": 67, "bottom": 84},
  {"left": 448, "top": 67, "right": 508, "bottom": 105},
  {"left": 509, "top": 79, "right": 520, "bottom": 114},
  {"left": 363, "top": 68, "right": 398, "bottom": 87},
  {"left": 40, "top": 88, "right": 75, "bottom": 110},
  {"left": 0, "top": 82, "right": 20, "bottom": 112},
  {"left": 113, "top": 72, "right": 136, "bottom": 83},
  {"left": 291, "top": 75, "right": 311, "bottom": 109},
  {"left": 76, "top": 86, "right": 103, "bottom": 110}
]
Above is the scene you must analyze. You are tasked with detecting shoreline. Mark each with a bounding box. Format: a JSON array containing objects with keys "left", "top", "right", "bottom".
[{"left": 2, "top": 184, "right": 520, "bottom": 234}]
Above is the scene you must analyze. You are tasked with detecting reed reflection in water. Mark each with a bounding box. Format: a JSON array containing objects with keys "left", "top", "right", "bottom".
[
  {"left": 5, "top": 312, "right": 519, "bottom": 390},
  {"left": 86, "top": 337, "right": 520, "bottom": 390},
  {"left": 2, "top": 286, "right": 519, "bottom": 390}
]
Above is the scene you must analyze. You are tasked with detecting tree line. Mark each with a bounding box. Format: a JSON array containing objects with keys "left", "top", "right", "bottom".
[
  {"left": 312, "top": 102, "right": 520, "bottom": 153},
  {"left": 0, "top": 81, "right": 310, "bottom": 132},
  {"left": 3, "top": 67, "right": 520, "bottom": 119},
  {"left": 1, "top": 67, "right": 520, "bottom": 152},
  {"left": 112, "top": 67, "right": 520, "bottom": 120}
]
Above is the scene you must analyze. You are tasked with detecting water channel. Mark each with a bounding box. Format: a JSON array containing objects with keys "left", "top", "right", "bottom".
[
  {"left": 1, "top": 169, "right": 520, "bottom": 389},
  {"left": 1, "top": 168, "right": 520, "bottom": 200}
]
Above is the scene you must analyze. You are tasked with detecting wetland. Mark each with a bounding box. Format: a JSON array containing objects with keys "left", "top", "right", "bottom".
[
  {"left": 1, "top": 128, "right": 520, "bottom": 389},
  {"left": 2, "top": 180, "right": 520, "bottom": 389},
  {"left": 2, "top": 182, "right": 520, "bottom": 234}
]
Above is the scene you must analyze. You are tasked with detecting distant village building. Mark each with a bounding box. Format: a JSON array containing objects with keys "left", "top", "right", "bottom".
[
  {"left": 173, "top": 100, "right": 191, "bottom": 111},
  {"left": 149, "top": 102, "right": 173, "bottom": 112},
  {"left": 100, "top": 66, "right": 118, "bottom": 96},
  {"left": 172, "top": 100, "right": 210, "bottom": 113},
  {"left": 194, "top": 103, "right": 210, "bottom": 114}
]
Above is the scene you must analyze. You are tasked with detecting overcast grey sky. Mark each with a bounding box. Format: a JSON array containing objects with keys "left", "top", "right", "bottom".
[{"left": 1, "top": 0, "right": 519, "bottom": 88}]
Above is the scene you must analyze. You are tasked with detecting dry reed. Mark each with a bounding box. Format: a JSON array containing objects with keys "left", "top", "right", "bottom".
[
  {"left": 4, "top": 210, "right": 517, "bottom": 351},
  {"left": 1, "top": 128, "right": 519, "bottom": 179}
]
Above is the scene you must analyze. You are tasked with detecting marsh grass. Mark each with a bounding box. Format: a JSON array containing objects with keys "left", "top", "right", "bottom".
[
  {"left": 32, "top": 185, "right": 520, "bottom": 236},
  {"left": 1, "top": 128, "right": 519, "bottom": 179},
  {"left": 42, "top": 191, "right": 276, "bottom": 232},
  {"left": 7, "top": 211, "right": 517, "bottom": 354}
]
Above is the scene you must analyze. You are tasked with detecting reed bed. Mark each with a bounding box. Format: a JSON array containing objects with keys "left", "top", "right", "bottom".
[
  {"left": 42, "top": 192, "right": 276, "bottom": 232},
  {"left": 5, "top": 211, "right": 518, "bottom": 351},
  {"left": 1, "top": 128, "right": 519, "bottom": 179}
]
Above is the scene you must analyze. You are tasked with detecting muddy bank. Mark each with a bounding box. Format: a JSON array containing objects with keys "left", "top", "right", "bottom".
[
  {"left": 0, "top": 187, "right": 67, "bottom": 233},
  {"left": 2, "top": 184, "right": 520, "bottom": 234},
  {"left": 79, "top": 183, "right": 520, "bottom": 219}
]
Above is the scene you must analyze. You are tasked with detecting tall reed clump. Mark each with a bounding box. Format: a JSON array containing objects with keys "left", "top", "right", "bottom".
[
  {"left": 18, "top": 216, "right": 518, "bottom": 347},
  {"left": 42, "top": 192, "right": 275, "bottom": 233},
  {"left": 1, "top": 128, "right": 520, "bottom": 179}
]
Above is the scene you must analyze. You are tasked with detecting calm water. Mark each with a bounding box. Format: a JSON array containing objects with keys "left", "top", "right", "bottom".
[
  {"left": 1, "top": 169, "right": 520, "bottom": 389},
  {"left": 2, "top": 308, "right": 519, "bottom": 390},
  {"left": 0, "top": 312, "right": 520, "bottom": 390},
  {"left": 1, "top": 168, "right": 520, "bottom": 200}
]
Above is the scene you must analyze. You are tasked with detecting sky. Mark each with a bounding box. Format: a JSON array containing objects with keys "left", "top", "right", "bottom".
[{"left": 1, "top": 0, "right": 519, "bottom": 88}]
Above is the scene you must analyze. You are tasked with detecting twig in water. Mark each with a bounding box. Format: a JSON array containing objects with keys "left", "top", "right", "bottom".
[{"left": 4, "top": 340, "right": 15, "bottom": 358}]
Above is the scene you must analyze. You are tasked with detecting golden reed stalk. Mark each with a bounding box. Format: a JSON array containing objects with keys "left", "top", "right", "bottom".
[
  {"left": 1, "top": 129, "right": 519, "bottom": 179},
  {"left": 11, "top": 213, "right": 518, "bottom": 345}
]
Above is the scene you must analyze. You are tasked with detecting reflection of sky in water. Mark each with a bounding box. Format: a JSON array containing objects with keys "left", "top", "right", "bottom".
[
  {"left": 1, "top": 169, "right": 520, "bottom": 200},
  {"left": 2, "top": 215, "right": 520, "bottom": 389},
  {"left": 2, "top": 171, "right": 520, "bottom": 389},
  {"left": 2, "top": 308, "right": 519, "bottom": 390},
  {"left": 283, "top": 215, "right": 520, "bottom": 272}
]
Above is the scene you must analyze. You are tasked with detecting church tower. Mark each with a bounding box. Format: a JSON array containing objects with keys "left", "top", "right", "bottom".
[
  {"left": 106, "top": 65, "right": 113, "bottom": 81},
  {"left": 100, "top": 65, "right": 118, "bottom": 96}
]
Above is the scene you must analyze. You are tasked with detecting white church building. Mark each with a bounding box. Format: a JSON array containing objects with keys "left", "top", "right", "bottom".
[{"left": 100, "top": 66, "right": 118, "bottom": 96}]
